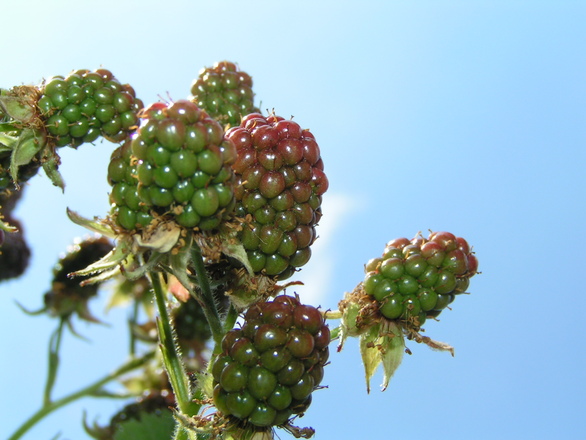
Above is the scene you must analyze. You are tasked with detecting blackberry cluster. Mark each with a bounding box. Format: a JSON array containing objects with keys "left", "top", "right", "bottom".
[
  {"left": 131, "top": 100, "right": 237, "bottom": 231},
  {"left": 227, "top": 113, "right": 328, "bottom": 278},
  {"left": 107, "top": 139, "right": 153, "bottom": 231},
  {"left": 212, "top": 295, "right": 330, "bottom": 428},
  {"left": 37, "top": 68, "right": 143, "bottom": 147},
  {"left": 190, "top": 61, "right": 257, "bottom": 127},
  {"left": 363, "top": 231, "right": 479, "bottom": 326}
]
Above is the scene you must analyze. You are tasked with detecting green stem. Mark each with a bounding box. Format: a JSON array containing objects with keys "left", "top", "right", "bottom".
[
  {"left": 7, "top": 352, "right": 154, "bottom": 440},
  {"left": 128, "top": 298, "right": 140, "bottom": 356},
  {"left": 43, "top": 319, "right": 65, "bottom": 405},
  {"left": 149, "top": 271, "right": 195, "bottom": 416},
  {"left": 190, "top": 243, "right": 223, "bottom": 347}
]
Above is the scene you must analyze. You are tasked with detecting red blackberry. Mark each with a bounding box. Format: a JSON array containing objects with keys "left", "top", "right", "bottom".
[
  {"left": 227, "top": 113, "right": 328, "bottom": 278},
  {"left": 212, "top": 295, "right": 329, "bottom": 429}
]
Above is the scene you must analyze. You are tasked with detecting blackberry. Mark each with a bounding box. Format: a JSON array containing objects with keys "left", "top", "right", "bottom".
[
  {"left": 131, "top": 100, "right": 237, "bottom": 231},
  {"left": 43, "top": 236, "right": 113, "bottom": 319},
  {"left": 191, "top": 61, "right": 258, "bottom": 128},
  {"left": 212, "top": 294, "right": 329, "bottom": 428},
  {"left": 84, "top": 389, "right": 176, "bottom": 440},
  {"left": 227, "top": 113, "right": 328, "bottom": 278},
  {"left": 173, "top": 292, "right": 223, "bottom": 343},
  {"left": 109, "top": 390, "right": 175, "bottom": 429},
  {"left": 0, "top": 217, "right": 31, "bottom": 282},
  {"left": 363, "top": 231, "right": 479, "bottom": 327},
  {"left": 38, "top": 68, "right": 143, "bottom": 148}
]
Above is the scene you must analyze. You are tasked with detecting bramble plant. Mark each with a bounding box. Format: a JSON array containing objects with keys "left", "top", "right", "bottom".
[{"left": 0, "top": 61, "right": 480, "bottom": 440}]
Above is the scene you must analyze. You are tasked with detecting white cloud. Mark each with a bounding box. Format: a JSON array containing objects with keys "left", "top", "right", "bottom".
[{"left": 286, "top": 192, "right": 361, "bottom": 307}]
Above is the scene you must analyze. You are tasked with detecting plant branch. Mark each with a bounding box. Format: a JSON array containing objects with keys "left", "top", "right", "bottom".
[
  {"left": 43, "top": 318, "right": 65, "bottom": 405},
  {"left": 149, "top": 270, "right": 196, "bottom": 416},
  {"left": 7, "top": 351, "right": 155, "bottom": 440}
]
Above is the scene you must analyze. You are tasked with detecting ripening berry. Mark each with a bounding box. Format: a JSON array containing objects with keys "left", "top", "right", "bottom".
[
  {"left": 362, "top": 231, "right": 479, "bottom": 326},
  {"left": 227, "top": 114, "right": 328, "bottom": 278},
  {"left": 212, "top": 295, "right": 329, "bottom": 428}
]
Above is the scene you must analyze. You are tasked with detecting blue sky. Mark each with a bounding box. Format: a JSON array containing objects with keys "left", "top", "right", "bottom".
[{"left": 1, "top": 1, "right": 585, "bottom": 439}]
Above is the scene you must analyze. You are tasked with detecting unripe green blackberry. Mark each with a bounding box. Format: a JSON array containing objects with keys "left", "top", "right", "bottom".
[
  {"left": 37, "top": 68, "right": 143, "bottom": 147},
  {"left": 107, "top": 139, "right": 153, "bottom": 231},
  {"left": 191, "top": 61, "right": 258, "bottom": 127},
  {"left": 212, "top": 295, "right": 329, "bottom": 428},
  {"left": 363, "top": 231, "right": 478, "bottom": 327},
  {"left": 131, "top": 100, "right": 237, "bottom": 231},
  {"left": 227, "top": 113, "right": 328, "bottom": 278}
]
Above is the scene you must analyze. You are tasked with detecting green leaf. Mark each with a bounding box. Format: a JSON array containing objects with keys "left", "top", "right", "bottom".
[
  {"left": 121, "top": 252, "right": 166, "bottom": 281},
  {"left": 113, "top": 411, "right": 176, "bottom": 440},
  {"left": 0, "top": 132, "right": 18, "bottom": 150},
  {"left": 68, "top": 241, "right": 131, "bottom": 278},
  {"left": 379, "top": 322, "right": 405, "bottom": 392},
  {"left": 133, "top": 220, "right": 181, "bottom": 253},
  {"left": 358, "top": 321, "right": 406, "bottom": 393},
  {"left": 10, "top": 128, "right": 44, "bottom": 184},
  {"left": 359, "top": 323, "right": 383, "bottom": 394},
  {"left": 66, "top": 208, "right": 116, "bottom": 238},
  {"left": 42, "top": 153, "right": 65, "bottom": 191},
  {"left": 0, "top": 122, "right": 19, "bottom": 132},
  {"left": 337, "top": 296, "right": 365, "bottom": 352},
  {"left": 0, "top": 87, "right": 37, "bottom": 124},
  {"left": 221, "top": 239, "right": 254, "bottom": 275}
]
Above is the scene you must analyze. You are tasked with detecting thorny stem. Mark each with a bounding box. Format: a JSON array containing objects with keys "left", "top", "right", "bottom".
[
  {"left": 190, "top": 242, "right": 224, "bottom": 347},
  {"left": 7, "top": 351, "right": 155, "bottom": 440}
]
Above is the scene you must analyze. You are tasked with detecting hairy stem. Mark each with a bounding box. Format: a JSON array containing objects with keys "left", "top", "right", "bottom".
[
  {"left": 149, "top": 271, "right": 195, "bottom": 416},
  {"left": 190, "top": 243, "right": 223, "bottom": 347}
]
